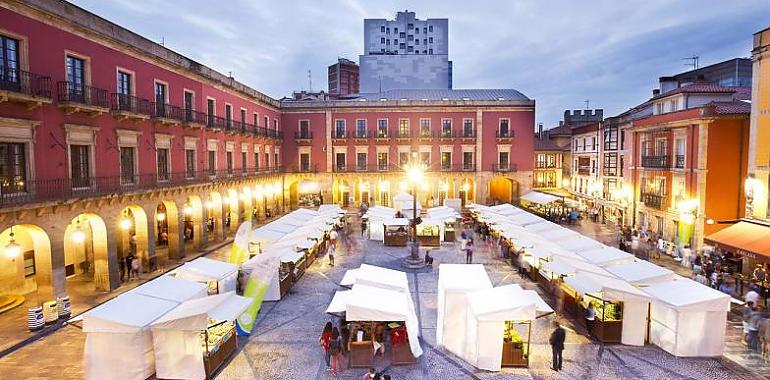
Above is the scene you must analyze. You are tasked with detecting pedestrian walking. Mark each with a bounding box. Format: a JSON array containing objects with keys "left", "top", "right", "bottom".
[
  {"left": 549, "top": 321, "right": 566, "bottom": 371},
  {"left": 320, "top": 322, "right": 333, "bottom": 369},
  {"left": 328, "top": 242, "right": 336, "bottom": 266},
  {"left": 748, "top": 304, "right": 761, "bottom": 350},
  {"left": 130, "top": 255, "right": 141, "bottom": 278},
  {"left": 743, "top": 301, "right": 755, "bottom": 345},
  {"left": 361, "top": 219, "right": 367, "bottom": 237},
  {"left": 124, "top": 254, "right": 134, "bottom": 280},
  {"left": 465, "top": 236, "right": 474, "bottom": 264},
  {"left": 329, "top": 327, "right": 343, "bottom": 377}
]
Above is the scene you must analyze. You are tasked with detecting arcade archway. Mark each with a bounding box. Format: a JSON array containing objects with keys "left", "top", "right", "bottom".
[
  {"left": 117, "top": 205, "right": 149, "bottom": 277},
  {"left": 0, "top": 224, "right": 55, "bottom": 301},
  {"left": 155, "top": 200, "right": 181, "bottom": 260},
  {"left": 489, "top": 177, "right": 519, "bottom": 204},
  {"left": 63, "top": 213, "right": 111, "bottom": 291}
]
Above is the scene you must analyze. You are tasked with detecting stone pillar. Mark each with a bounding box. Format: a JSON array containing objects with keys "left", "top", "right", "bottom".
[
  {"left": 169, "top": 210, "right": 185, "bottom": 259},
  {"left": 42, "top": 231, "right": 66, "bottom": 302},
  {"left": 102, "top": 222, "right": 121, "bottom": 291}
]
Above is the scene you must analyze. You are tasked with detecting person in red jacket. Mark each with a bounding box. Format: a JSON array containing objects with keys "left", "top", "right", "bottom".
[{"left": 319, "top": 322, "right": 333, "bottom": 369}]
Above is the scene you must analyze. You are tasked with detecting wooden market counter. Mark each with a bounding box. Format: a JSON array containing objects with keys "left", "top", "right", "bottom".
[
  {"left": 384, "top": 230, "right": 408, "bottom": 246},
  {"left": 417, "top": 234, "right": 440, "bottom": 247},
  {"left": 444, "top": 228, "right": 455, "bottom": 242},
  {"left": 203, "top": 325, "right": 236, "bottom": 377},
  {"left": 391, "top": 343, "right": 416, "bottom": 365},
  {"left": 348, "top": 341, "right": 374, "bottom": 368},
  {"left": 501, "top": 341, "right": 528, "bottom": 367},
  {"left": 578, "top": 303, "right": 623, "bottom": 343}
]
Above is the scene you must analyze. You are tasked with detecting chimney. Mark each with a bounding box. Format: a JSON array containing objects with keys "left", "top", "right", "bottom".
[
  {"left": 538, "top": 123, "right": 543, "bottom": 139},
  {"left": 596, "top": 109, "right": 603, "bottom": 120},
  {"left": 559, "top": 121, "right": 564, "bottom": 127},
  {"left": 652, "top": 89, "right": 661, "bottom": 96}
]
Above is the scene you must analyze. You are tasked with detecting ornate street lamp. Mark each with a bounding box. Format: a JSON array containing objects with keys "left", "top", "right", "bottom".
[
  {"left": 403, "top": 162, "right": 427, "bottom": 269},
  {"left": 4, "top": 227, "right": 21, "bottom": 260},
  {"left": 71, "top": 218, "right": 86, "bottom": 244},
  {"left": 120, "top": 210, "right": 133, "bottom": 231}
]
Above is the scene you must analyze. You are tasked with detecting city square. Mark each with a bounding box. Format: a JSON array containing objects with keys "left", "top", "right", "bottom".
[{"left": 0, "top": 1, "right": 770, "bottom": 379}]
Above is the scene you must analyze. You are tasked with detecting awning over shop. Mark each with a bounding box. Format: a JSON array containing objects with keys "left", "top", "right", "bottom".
[
  {"left": 520, "top": 191, "right": 561, "bottom": 205},
  {"left": 704, "top": 221, "right": 770, "bottom": 262}
]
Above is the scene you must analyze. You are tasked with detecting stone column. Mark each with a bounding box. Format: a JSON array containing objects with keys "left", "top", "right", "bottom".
[{"left": 169, "top": 210, "right": 185, "bottom": 259}]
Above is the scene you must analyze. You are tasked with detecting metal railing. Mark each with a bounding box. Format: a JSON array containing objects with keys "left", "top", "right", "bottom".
[
  {"left": 439, "top": 130, "right": 456, "bottom": 138},
  {"left": 493, "top": 163, "right": 517, "bottom": 172},
  {"left": 295, "top": 163, "right": 318, "bottom": 173},
  {"left": 461, "top": 129, "right": 477, "bottom": 138},
  {"left": 496, "top": 130, "right": 514, "bottom": 138},
  {"left": 206, "top": 114, "right": 227, "bottom": 130},
  {"left": 353, "top": 130, "right": 370, "bottom": 139},
  {"left": 332, "top": 131, "right": 348, "bottom": 139},
  {"left": 641, "top": 155, "right": 671, "bottom": 168},
  {"left": 57, "top": 81, "right": 108, "bottom": 108},
  {"left": 535, "top": 162, "right": 558, "bottom": 169},
  {"left": 295, "top": 131, "right": 313, "bottom": 139},
  {"left": 675, "top": 155, "right": 685, "bottom": 169},
  {"left": 110, "top": 93, "right": 152, "bottom": 115},
  {"left": 184, "top": 109, "right": 206, "bottom": 125},
  {"left": 153, "top": 102, "right": 184, "bottom": 121},
  {"left": 396, "top": 131, "right": 412, "bottom": 138},
  {"left": 641, "top": 193, "right": 667, "bottom": 210},
  {"left": 0, "top": 67, "right": 52, "bottom": 99},
  {"left": 0, "top": 168, "right": 288, "bottom": 208}
]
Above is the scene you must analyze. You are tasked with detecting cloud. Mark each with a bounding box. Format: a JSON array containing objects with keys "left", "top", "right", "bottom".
[{"left": 70, "top": 0, "right": 770, "bottom": 126}]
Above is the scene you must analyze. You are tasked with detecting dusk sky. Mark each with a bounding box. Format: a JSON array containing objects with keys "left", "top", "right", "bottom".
[{"left": 71, "top": 0, "right": 770, "bottom": 128}]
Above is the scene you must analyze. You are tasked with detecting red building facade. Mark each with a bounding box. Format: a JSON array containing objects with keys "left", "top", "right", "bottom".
[{"left": 0, "top": 0, "right": 533, "bottom": 302}]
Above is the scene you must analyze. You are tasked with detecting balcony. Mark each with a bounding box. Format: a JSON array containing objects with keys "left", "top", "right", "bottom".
[
  {"left": 462, "top": 162, "right": 476, "bottom": 171},
  {"left": 332, "top": 131, "right": 348, "bottom": 143},
  {"left": 641, "top": 193, "right": 667, "bottom": 210},
  {"left": 110, "top": 93, "right": 152, "bottom": 121},
  {"left": 418, "top": 130, "right": 434, "bottom": 141},
  {"left": 534, "top": 181, "right": 557, "bottom": 189},
  {"left": 294, "top": 131, "right": 313, "bottom": 145},
  {"left": 152, "top": 103, "right": 184, "bottom": 126},
  {"left": 493, "top": 163, "right": 517, "bottom": 173},
  {"left": 374, "top": 130, "right": 390, "bottom": 142},
  {"left": 353, "top": 130, "right": 370, "bottom": 141},
  {"left": 577, "top": 167, "right": 591, "bottom": 176},
  {"left": 641, "top": 155, "right": 671, "bottom": 169},
  {"left": 0, "top": 168, "right": 286, "bottom": 208},
  {"left": 675, "top": 155, "right": 685, "bottom": 169},
  {"left": 396, "top": 131, "right": 412, "bottom": 140},
  {"left": 0, "top": 67, "right": 52, "bottom": 109},
  {"left": 439, "top": 130, "right": 456, "bottom": 140},
  {"left": 183, "top": 109, "right": 206, "bottom": 129},
  {"left": 535, "top": 162, "right": 557, "bottom": 169},
  {"left": 295, "top": 163, "right": 318, "bottom": 173},
  {"left": 496, "top": 130, "right": 515, "bottom": 140},
  {"left": 461, "top": 129, "right": 477, "bottom": 139},
  {"left": 333, "top": 164, "right": 349, "bottom": 173},
  {"left": 206, "top": 114, "right": 227, "bottom": 130},
  {"left": 56, "top": 81, "right": 108, "bottom": 116}
]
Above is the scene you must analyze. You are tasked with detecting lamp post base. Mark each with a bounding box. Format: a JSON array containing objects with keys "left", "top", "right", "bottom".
[{"left": 402, "top": 241, "right": 427, "bottom": 269}]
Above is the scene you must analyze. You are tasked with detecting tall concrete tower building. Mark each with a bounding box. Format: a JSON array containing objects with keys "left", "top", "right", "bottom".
[{"left": 359, "top": 10, "right": 452, "bottom": 93}]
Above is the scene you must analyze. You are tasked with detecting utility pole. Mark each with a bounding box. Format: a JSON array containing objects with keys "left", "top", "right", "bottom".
[
  {"left": 682, "top": 55, "right": 699, "bottom": 70},
  {"left": 308, "top": 69, "right": 312, "bottom": 91}
]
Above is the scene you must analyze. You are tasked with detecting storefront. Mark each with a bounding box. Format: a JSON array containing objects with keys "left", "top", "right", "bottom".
[
  {"left": 150, "top": 292, "right": 252, "bottom": 380},
  {"left": 704, "top": 220, "right": 770, "bottom": 277}
]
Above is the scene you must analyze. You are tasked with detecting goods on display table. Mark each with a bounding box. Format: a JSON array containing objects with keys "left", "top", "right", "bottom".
[
  {"left": 436, "top": 264, "right": 493, "bottom": 358},
  {"left": 465, "top": 284, "right": 553, "bottom": 371},
  {"left": 443, "top": 218, "right": 456, "bottom": 242},
  {"left": 150, "top": 292, "right": 252, "bottom": 380},
  {"left": 416, "top": 218, "right": 442, "bottom": 246},
  {"left": 174, "top": 257, "right": 239, "bottom": 295},
  {"left": 326, "top": 284, "right": 423, "bottom": 367},
  {"left": 563, "top": 272, "right": 651, "bottom": 345},
  {"left": 642, "top": 276, "right": 730, "bottom": 357},
  {"left": 383, "top": 218, "right": 410, "bottom": 246},
  {"left": 82, "top": 293, "right": 178, "bottom": 380}
]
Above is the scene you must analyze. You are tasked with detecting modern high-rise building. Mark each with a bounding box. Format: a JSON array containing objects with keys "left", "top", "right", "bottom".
[
  {"left": 328, "top": 58, "right": 359, "bottom": 97},
  {"left": 359, "top": 10, "right": 452, "bottom": 92}
]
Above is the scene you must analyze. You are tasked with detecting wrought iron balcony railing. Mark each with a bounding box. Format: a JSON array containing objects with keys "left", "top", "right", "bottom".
[
  {"left": 496, "top": 130, "right": 514, "bottom": 138},
  {"left": 0, "top": 67, "right": 52, "bottom": 99},
  {"left": 641, "top": 155, "right": 671, "bottom": 168},
  {"left": 110, "top": 93, "right": 152, "bottom": 115},
  {"left": 57, "top": 81, "right": 108, "bottom": 108},
  {"left": 641, "top": 193, "right": 667, "bottom": 210}
]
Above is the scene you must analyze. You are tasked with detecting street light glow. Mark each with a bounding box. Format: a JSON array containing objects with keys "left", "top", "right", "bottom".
[
  {"left": 120, "top": 218, "right": 132, "bottom": 231},
  {"left": 4, "top": 230, "right": 21, "bottom": 259},
  {"left": 407, "top": 165, "right": 424, "bottom": 183}
]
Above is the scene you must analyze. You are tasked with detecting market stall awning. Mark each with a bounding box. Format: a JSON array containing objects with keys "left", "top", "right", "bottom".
[
  {"left": 544, "top": 257, "right": 613, "bottom": 277},
  {"left": 576, "top": 247, "right": 635, "bottom": 267},
  {"left": 340, "top": 264, "right": 409, "bottom": 292},
  {"left": 564, "top": 272, "right": 651, "bottom": 302},
  {"left": 520, "top": 191, "right": 561, "bottom": 205},
  {"left": 467, "top": 285, "right": 538, "bottom": 321},
  {"left": 126, "top": 275, "right": 208, "bottom": 304},
  {"left": 704, "top": 221, "right": 770, "bottom": 262},
  {"left": 150, "top": 292, "right": 252, "bottom": 331},
  {"left": 605, "top": 260, "right": 674, "bottom": 285},
  {"left": 382, "top": 218, "right": 410, "bottom": 226},
  {"left": 438, "top": 264, "right": 493, "bottom": 291},
  {"left": 175, "top": 257, "right": 238, "bottom": 282},
  {"left": 642, "top": 276, "right": 730, "bottom": 311},
  {"left": 83, "top": 293, "right": 178, "bottom": 333}
]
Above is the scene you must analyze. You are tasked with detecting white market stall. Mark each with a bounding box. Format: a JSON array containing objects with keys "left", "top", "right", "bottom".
[
  {"left": 605, "top": 260, "right": 675, "bottom": 286},
  {"left": 241, "top": 246, "right": 297, "bottom": 301},
  {"left": 127, "top": 275, "right": 208, "bottom": 303},
  {"left": 340, "top": 264, "right": 409, "bottom": 292},
  {"left": 150, "top": 292, "right": 252, "bottom": 380},
  {"left": 393, "top": 192, "right": 421, "bottom": 214},
  {"left": 83, "top": 293, "right": 178, "bottom": 380},
  {"left": 416, "top": 218, "right": 443, "bottom": 246},
  {"left": 464, "top": 284, "right": 553, "bottom": 371},
  {"left": 643, "top": 277, "right": 731, "bottom": 357},
  {"left": 326, "top": 284, "right": 422, "bottom": 367},
  {"left": 173, "top": 257, "right": 239, "bottom": 295},
  {"left": 520, "top": 191, "right": 560, "bottom": 205},
  {"left": 436, "top": 264, "right": 493, "bottom": 359},
  {"left": 249, "top": 228, "right": 287, "bottom": 253},
  {"left": 576, "top": 246, "right": 635, "bottom": 267},
  {"left": 538, "top": 227, "right": 581, "bottom": 242},
  {"left": 383, "top": 218, "right": 410, "bottom": 246},
  {"left": 563, "top": 271, "right": 651, "bottom": 345},
  {"left": 555, "top": 236, "right": 604, "bottom": 253}
]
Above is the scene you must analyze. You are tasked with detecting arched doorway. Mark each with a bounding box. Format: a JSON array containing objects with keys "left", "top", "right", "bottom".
[
  {"left": 489, "top": 177, "right": 519, "bottom": 204},
  {"left": 117, "top": 205, "right": 149, "bottom": 279},
  {"left": 155, "top": 200, "right": 181, "bottom": 260},
  {"left": 438, "top": 180, "right": 450, "bottom": 207},
  {"left": 334, "top": 179, "right": 350, "bottom": 207},
  {"left": 458, "top": 179, "right": 476, "bottom": 207},
  {"left": 206, "top": 192, "right": 224, "bottom": 242},
  {"left": 378, "top": 179, "right": 391, "bottom": 207},
  {"left": 184, "top": 196, "right": 204, "bottom": 250},
  {"left": 0, "top": 224, "right": 55, "bottom": 301},
  {"left": 63, "top": 213, "right": 111, "bottom": 291}
]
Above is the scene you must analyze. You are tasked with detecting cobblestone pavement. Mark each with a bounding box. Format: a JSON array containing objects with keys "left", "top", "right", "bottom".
[{"left": 0, "top": 213, "right": 764, "bottom": 379}]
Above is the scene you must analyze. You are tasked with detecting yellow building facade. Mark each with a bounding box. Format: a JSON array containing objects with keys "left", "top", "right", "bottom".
[{"left": 748, "top": 28, "right": 770, "bottom": 220}]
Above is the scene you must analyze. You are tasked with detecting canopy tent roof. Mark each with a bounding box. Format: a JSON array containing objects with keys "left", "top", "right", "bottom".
[
  {"left": 383, "top": 218, "right": 410, "bottom": 226},
  {"left": 529, "top": 244, "right": 585, "bottom": 262},
  {"left": 520, "top": 191, "right": 561, "bottom": 205},
  {"left": 538, "top": 227, "right": 581, "bottom": 242},
  {"left": 318, "top": 204, "right": 345, "bottom": 214},
  {"left": 504, "top": 212, "right": 543, "bottom": 226},
  {"left": 369, "top": 205, "right": 396, "bottom": 213},
  {"left": 150, "top": 292, "right": 252, "bottom": 331},
  {"left": 564, "top": 271, "right": 651, "bottom": 302},
  {"left": 605, "top": 260, "right": 675, "bottom": 284},
  {"left": 555, "top": 236, "right": 604, "bottom": 252},
  {"left": 419, "top": 218, "right": 443, "bottom": 227},
  {"left": 428, "top": 205, "right": 455, "bottom": 213},
  {"left": 545, "top": 257, "right": 613, "bottom": 277},
  {"left": 643, "top": 276, "right": 731, "bottom": 311},
  {"left": 393, "top": 192, "right": 414, "bottom": 202},
  {"left": 525, "top": 221, "right": 563, "bottom": 233},
  {"left": 83, "top": 292, "right": 178, "bottom": 333},
  {"left": 283, "top": 225, "right": 324, "bottom": 240},
  {"left": 489, "top": 203, "right": 518, "bottom": 212},
  {"left": 175, "top": 257, "right": 238, "bottom": 282},
  {"left": 325, "top": 290, "right": 351, "bottom": 314},
  {"left": 126, "top": 275, "right": 207, "bottom": 303},
  {"left": 251, "top": 228, "right": 287, "bottom": 243},
  {"left": 340, "top": 264, "right": 409, "bottom": 292},
  {"left": 280, "top": 250, "right": 305, "bottom": 264},
  {"left": 704, "top": 220, "right": 770, "bottom": 262},
  {"left": 365, "top": 209, "right": 396, "bottom": 219},
  {"left": 260, "top": 221, "right": 297, "bottom": 234},
  {"left": 467, "top": 284, "right": 552, "bottom": 321},
  {"left": 242, "top": 246, "right": 297, "bottom": 271},
  {"left": 438, "top": 264, "right": 493, "bottom": 291},
  {"left": 576, "top": 247, "right": 635, "bottom": 266}
]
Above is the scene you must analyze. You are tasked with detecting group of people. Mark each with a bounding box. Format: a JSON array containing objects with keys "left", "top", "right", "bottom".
[
  {"left": 319, "top": 321, "right": 394, "bottom": 379},
  {"left": 742, "top": 288, "right": 770, "bottom": 357}
]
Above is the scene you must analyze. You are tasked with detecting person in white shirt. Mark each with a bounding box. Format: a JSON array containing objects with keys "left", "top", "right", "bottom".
[
  {"left": 746, "top": 287, "right": 761, "bottom": 306},
  {"left": 656, "top": 237, "right": 665, "bottom": 259}
]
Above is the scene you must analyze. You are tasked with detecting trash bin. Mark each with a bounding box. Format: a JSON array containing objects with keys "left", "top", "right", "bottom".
[
  {"left": 57, "top": 296, "right": 71, "bottom": 319},
  {"left": 28, "top": 306, "right": 44, "bottom": 331},
  {"left": 42, "top": 301, "right": 58, "bottom": 325}
]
